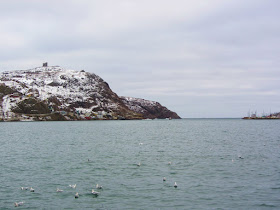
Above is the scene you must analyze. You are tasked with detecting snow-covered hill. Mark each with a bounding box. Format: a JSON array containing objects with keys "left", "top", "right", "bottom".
[{"left": 0, "top": 65, "right": 180, "bottom": 121}]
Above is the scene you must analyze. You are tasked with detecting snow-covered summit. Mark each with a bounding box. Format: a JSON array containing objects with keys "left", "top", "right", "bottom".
[
  {"left": 0, "top": 65, "right": 180, "bottom": 121},
  {"left": 1, "top": 66, "right": 101, "bottom": 101}
]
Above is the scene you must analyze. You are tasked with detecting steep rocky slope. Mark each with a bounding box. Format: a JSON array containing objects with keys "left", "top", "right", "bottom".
[
  {"left": 120, "top": 97, "right": 180, "bottom": 119},
  {"left": 0, "top": 65, "right": 180, "bottom": 121}
]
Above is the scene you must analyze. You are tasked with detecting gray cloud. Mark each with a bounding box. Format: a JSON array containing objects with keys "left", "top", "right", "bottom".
[{"left": 0, "top": 0, "right": 279, "bottom": 117}]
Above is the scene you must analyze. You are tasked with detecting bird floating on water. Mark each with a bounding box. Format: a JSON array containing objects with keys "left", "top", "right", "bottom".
[
  {"left": 91, "top": 189, "right": 99, "bottom": 196},
  {"left": 20, "top": 187, "right": 29, "bottom": 190},
  {"left": 57, "top": 188, "right": 63, "bottom": 192},
  {"left": 14, "top": 202, "right": 24, "bottom": 207},
  {"left": 168, "top": 162, "right": 172, "bottom": 165},
  {"left": 69, "top": 184, "right": 76, "bottom": 189},
  {"left": 137, "top": 162, "right": 141, "bottom": 167},
  {"left": 96, "top": 184, "right": 103, "bottom": 189},
  {"left": 139, "top": 143, "right": 143, "bottom": 145},
  {"left": 174, "top": 182, "right": 178, "bottom": 188},
  {"left": 163, "top": 177, "right": 166, "bottom": 181},
  {"left": 30, "top": 187, "right": 35, "bottom": 192},
  {"left": 75, "top": 192, "right": 79, "bottom": 198}
]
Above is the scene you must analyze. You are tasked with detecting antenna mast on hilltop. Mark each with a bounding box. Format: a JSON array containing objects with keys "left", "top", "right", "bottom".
[{"left": 247, "top": 109, "right": 250, "bottom": 117}]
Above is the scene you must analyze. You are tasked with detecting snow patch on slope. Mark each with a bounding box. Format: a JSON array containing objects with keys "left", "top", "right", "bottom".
[{"left": 120, "top": 96, "right": 158, "bottom": 113}]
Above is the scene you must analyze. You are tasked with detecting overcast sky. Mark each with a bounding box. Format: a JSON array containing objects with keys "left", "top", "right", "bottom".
[{"left": 1, "top": 0, "right": 279, "bottom": 118}]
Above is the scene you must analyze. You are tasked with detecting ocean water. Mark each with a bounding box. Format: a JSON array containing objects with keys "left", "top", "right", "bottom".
[{"left": 0, "top": 119, "right": 279, "bottom": 209}]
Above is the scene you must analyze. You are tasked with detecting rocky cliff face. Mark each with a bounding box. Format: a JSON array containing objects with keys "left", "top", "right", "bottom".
[
  {"left": 0, "top": 65, "right": 180, "bottom": 121},
  {"left": 120, "top": 97, "right": 180, "bottom": 119}
]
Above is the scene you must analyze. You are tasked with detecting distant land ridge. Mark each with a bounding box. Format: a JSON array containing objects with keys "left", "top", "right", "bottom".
[{"left": 0, "top": 64, "right": 180, "bottom": 121}]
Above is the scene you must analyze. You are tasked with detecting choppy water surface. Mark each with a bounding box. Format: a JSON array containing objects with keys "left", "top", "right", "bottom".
[{"left": 0, "top": 119, "right": 279, "bottom": 209}]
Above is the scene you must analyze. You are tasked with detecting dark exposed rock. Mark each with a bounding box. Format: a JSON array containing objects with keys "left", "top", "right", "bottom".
[
  {"left": 47, "top": 81, "right": 61, "bottom": 86},
  {"left": 12, "top": 98, "right": 51, "bottom": 114},
  {"left": 0, "top": 84, "right": 18, "bottom": 97}
]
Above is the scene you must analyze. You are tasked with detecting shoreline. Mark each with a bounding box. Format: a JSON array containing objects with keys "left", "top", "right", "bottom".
[{"left": 242, "top": 117, "right": 280, "bottom": 120}]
